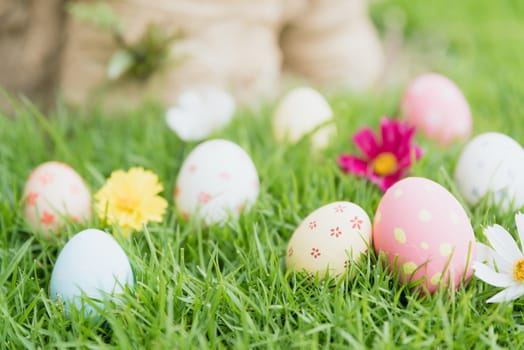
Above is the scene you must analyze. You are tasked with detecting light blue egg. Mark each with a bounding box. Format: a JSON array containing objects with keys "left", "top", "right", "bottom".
[{"left": 49, "top": 229, "right": 134, "bottom": 317}]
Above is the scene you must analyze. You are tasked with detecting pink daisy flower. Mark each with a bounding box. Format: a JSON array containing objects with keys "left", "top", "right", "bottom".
[{"left": 337, "top": 117, "right": 423, "bottom": 192}]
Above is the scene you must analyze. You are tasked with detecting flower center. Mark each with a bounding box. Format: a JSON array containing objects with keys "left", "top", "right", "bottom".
[
  {"left": 514, "top": 258, "right": 524, "bottom": 282},
  {"left": 372, "top": 152, "right": 398, "bottom": 176},
  {"left": 116, "top": 195, "right": 138, "bottom": 214}
]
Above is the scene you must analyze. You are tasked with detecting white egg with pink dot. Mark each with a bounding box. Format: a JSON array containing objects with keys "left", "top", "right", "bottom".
[{"left": 175, "top": 139, "right": 259, "bottom": 225}]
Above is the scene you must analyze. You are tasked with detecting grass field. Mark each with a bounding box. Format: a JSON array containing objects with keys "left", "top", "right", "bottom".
[{"left": 1, "top": 0, "right": 524, "bottom": 348}]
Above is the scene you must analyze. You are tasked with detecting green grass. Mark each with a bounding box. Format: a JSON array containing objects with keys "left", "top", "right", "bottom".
[{"left": 1, "top": 0, "right": 524, "bottom": 348}]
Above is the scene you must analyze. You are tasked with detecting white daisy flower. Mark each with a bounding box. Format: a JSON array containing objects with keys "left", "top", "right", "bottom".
[
  {"left": 166, "top": 87, "right": 236, "bottom": 142},
  {"left": 473, "top": 213, "right": 524, "bottom": 303}
]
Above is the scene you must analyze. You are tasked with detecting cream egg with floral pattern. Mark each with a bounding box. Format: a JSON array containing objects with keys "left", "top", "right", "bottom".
[
  {"left": 285, "top": 201, "right": 371, "bottom": 279},
  {"left": 373, "top": 177, "right": 476, "bottom": 294}
]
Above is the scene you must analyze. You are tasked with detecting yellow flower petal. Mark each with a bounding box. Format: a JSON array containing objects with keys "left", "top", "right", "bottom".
[{"left": 95, "top": 167, "right": 167, "bottom": 236}]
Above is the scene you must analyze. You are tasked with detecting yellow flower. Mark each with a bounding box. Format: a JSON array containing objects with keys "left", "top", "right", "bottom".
[{"left": 95, "top": 167, "right": 168, "bottom": 236}]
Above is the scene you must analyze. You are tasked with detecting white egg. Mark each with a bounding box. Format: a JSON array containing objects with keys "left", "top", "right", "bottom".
[
  {"left": 175, "top": 139, "right": 259, "bottom": 225},
  {"left": 23, "top": 161, "right": 91, "bottom": 236},
  {"left": 49, "top": 229, "right": 134, "bottom": 317},
  {"left": 454, "top": 132, "right": 524, "bottom": 211},
  {"left": 286, "top": 201, "right": 372, "bottom": 279},
  {"left": 272, "top": 87, "right": 335, "bottom": 149}
]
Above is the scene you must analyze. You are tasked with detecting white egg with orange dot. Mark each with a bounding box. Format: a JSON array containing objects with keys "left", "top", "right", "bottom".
[
  {"left": 285, "top": 201, "right": 371, "bottom": 279},
  {"left": 175, "top": 139, "right": 259, "bottom": 225},
  {"left": 23, "top": 161, "right": 91, "bottom": 236}
]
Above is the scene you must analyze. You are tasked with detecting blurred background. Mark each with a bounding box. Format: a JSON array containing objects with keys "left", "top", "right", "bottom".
[{"left": 0, "top": 0, "right": 522, "bottom": 114}]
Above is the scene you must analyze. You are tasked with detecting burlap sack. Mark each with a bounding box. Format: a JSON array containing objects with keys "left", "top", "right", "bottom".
[
  {"left": 0, "top": 0, "right": 65, "bottom": 111},
  {"left": 60, "top": 0, "right": 283, "bottom": 107},
  {"left": 280, "top": 0, "right": 385, "bottom": 90},
  {"left": 61, "top": 0, "right": 384, "bottom": 108}
]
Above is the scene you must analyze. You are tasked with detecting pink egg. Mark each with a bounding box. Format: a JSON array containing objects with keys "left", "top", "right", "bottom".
[
  {"left": 23, "top": 161, "right": 91, "bottom": 236},
  {"left": 401, "top": 73, "right": 472, "bottom": 146},
  {"left": 373, "top": 177, "right": 476, "bottom": 294}
]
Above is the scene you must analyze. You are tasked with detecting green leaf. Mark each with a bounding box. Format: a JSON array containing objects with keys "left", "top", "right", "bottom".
[
  {"left": 0, "top": 239, "right": 32, "bottom": 287},
  {"left": 66, "top": 1, "right": 122, "bottom": 31},
  {"left": 107, "top": 49, "right": 134, "bottom": 80}
]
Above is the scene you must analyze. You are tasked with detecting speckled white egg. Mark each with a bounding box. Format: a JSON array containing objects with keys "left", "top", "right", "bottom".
[
  {"left": 175, "top": 139, "right": 259, "bottom": 225},
  {"left": 454, "top": 132, "right": 524, "bottom": 211},
  {"left": 285, "top": 201, "right": 372, "bottom": 279},
  {"left": 49, "top": 229, "right": 134, "bottom": 317},
  {"left": 23, "top": 161, "right": 91, "bottom": 236},
  {"left": 272, "top": 87, "right": 335, "bottom": 149}
]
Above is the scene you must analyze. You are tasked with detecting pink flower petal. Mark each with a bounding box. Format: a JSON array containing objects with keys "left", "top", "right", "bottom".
[
  {"left": 402, "top": 123, "right": 416, "bottom": 140},
  {"left": 396, "top": 130, "right": 417, "bottom": 157},
  {"left": 380, "top": 117, "right": 400, "bottom": 151},
  {"left": 414, "top": 145, "right": 423, "bottom": 160},
  {"left": 398, "top": 145, "right": 424, "bottom": 168},
  {"left": 398, "top": 146, "right": 422, "bottom": 169},
  {"left": 380, "top": 173, "right": 403, "bottom": 192},
  {"left": 338, "top": 116, "right": 423, "bottom": 192},
  {"left": 338, "top": 155, "right": 369, "bottom": 176},
  {"left": 365, "top": 175, "right": 383, "bottom": 190},
  {"left": 352, "top": 128, "right": 380, "bottom": 159},
  {"left": 382, "top": 118, "right": 419, "bottom": 157}
]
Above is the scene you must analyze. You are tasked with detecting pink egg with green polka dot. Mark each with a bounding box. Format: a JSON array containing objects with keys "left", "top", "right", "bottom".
[
  {"left": 373, "top": 177, "right": 476, "bottom": 294},
  {"left": 401, "top": 73, "right": 472, "bottom": 146}
]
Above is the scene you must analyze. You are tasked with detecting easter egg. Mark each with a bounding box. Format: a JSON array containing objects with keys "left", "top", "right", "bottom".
[
  {"left": 23, "top": 161, "right": 91, "bottom": 236},
  {"left": 175, "top": 139, "right": 259, "bottom": 225},
  {"left": 286, "top": 201, "right": 372, "bottom": 279},
  {"left": 454, "top": 132, "right": 524, "bottom": 212},
  {"left": 401, "top": 73, "right": 471, "bottom": 146},
  {"left": 49, "top": 229, "right": 134, "bottom": 316},
  {"left": 272, "top": 87, "right": 335, "bottom": 149},
  {"left": 373, "top": 177, "right": 476, "bottom": 293}
]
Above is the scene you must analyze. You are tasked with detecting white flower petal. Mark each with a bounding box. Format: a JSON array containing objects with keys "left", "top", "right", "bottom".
[
  {"left": 209, "top": 90, "right": 235, "bottom": 127},
  {"left": 484, "top": 224, "right": 523, "bottom": 262},
  {"left": 475, "top": 242, "right": 494, "bottom": 264},
  {"left": 166, "top": 107, "right": 212, "bottom": 141},
  {"left": 477, "top": 242, "right": 514, "bottom": 274},
  {"left": 473, "top": 262, "right": 514, "bottom": 288},
  {"left": 515, "top": 212, "right": 524, "bottom": 254},
  {"left": 166, "top": 87, "right": 236, "bottom": 141},
  {"left": 491, "top": 250, "right": 515, "bottom": 274},
  {"left": 178, "top": 90, "right": 202, "bottom": 110},
  {"left": 486, "top": 284, "right": 524, "bottom": 303}
]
